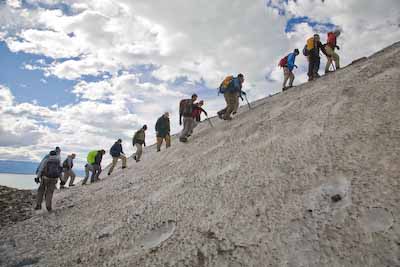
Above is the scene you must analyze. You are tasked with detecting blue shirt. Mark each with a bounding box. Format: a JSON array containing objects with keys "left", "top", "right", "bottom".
[{"left": 287, "top": 53, "right": 297, "bottom": 71}]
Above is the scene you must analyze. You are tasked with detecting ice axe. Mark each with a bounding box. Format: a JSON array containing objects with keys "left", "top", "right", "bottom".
[{"left": 244, "top": 94, "right": 251, "bottom": 110}]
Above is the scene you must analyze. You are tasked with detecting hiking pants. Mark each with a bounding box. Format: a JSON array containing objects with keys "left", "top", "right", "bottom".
[
  {"left": 283, "top": 67, "right": 295, "bottom": 88},
  {"left": 308, "top": 56, "right": 320, "bottom": 80},
  {"left": 180, "top": 117, "right": 194, "bottom": 139},
  {"left": 109, "top": 155, "right": 127, "bottom": 174},
  {"left": 83, "top": 164, "right": 101, "bottom": 184},
  {"left": 61, "top": 169, "right": 76, "bottom": 186},
  {"left": 223, "top": 92, "right": 239, "bottom": 119},
  {"left": 36, "top": 176, "right": 57, "bottom": 210},
  {"left": 325, "top": 46, "right": 340, "bottom": 72},
  {"left": 157, "top": 135, "right": 171, "bottom": 151},
  {"left": 134, "top": 143, "right": 143, "bottom": 160}
]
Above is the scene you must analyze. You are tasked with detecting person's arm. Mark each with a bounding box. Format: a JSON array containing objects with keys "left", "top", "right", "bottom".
[
  {"left": 155, "top": 118, "right": 160, "bottom": 132},
  {"left": 320, "top": 42, "right": 328, "bottom": 56},
  {"left": 37, "top": 157, "right": 49, "bottom": 177},
  {"left": 119, "top": 144, "right": 124, "bottom": 155},
  {"left": 199, "top": 107, "right": 208, "bottom": 116}
]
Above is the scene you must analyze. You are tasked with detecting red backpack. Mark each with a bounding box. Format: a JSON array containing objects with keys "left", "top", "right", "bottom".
[
  {"left": 327, "top": 32, "right": 336, "bottom": 47},
  {"left": 278, "top": 55, "right": 288, "bottom": 67}
]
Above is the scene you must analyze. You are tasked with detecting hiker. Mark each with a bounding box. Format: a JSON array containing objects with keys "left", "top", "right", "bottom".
[
  {"left": 34, "top": 150, "right": 62, "bottom": 211},
  {"left": 217, "top": 91, "right": 247, "bottom": 117},
  {"left": 35, "top": 146, "right": 62, "bottom": 184},
  {"left": 60, "top": 153, "right": 76, "bottom": 188},
  {"left": 155, "top": 112, "right": 171, "bottom": 152},
  {"left": 324, "top": 29, "right": 341, "bottom": 74},
  {"left": 280, "top": 48, "right": 299, "bottom": 91},
  {"left": 193, "top": 100, "right": 208, "bottom": 122},
  {"left": 179, "top": 94, "right": 198, "bottom": 142},
  {"left": 304, "top": 34, "right": 328, "bottom": 81},
  {"left": 82, "top": 149, "right": 106, "bottom": 185},
  {"left": 217, "top": 74, "right": 245, "bottom": 120},
  {"left": 108, "top": 139, "right": 127, "bottom": 175},
  {"left": 132, "top": 125, "right": 147, "bottom": 162}
]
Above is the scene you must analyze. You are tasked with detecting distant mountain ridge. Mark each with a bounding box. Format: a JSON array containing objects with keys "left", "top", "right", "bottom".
[
  {"left": 0, "top": 160, "right": 85, "bottom": 176},
  {"left": 0, "top": 160, "right": 39, "bottom": 174}
]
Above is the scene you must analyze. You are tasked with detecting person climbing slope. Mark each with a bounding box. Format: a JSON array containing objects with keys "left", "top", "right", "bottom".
[
  {"left": 192, "top": 100, "right": 207, "bottom": 122},
  {"left": 155, "top": 112, "right": 171, "bottom": 152},
  {"left": 179, "top": 94, "right": 197, "bottom": 142},
  {"left": 108, "top": 139, "right": 127, "bottom": 175},
  {"left": 60, "top": 153, "right": 76, "bottom": 188},
  {"left": 34, "top": 150, "right": 62, "bottom": 212},
  {"left": 82, "top": 149, "right": 105, "bottom": 185},
  {"left": 132, "top": 125, "right": 147, "bottom": 162},
  {"left": 279, "top": 48, "right": 299, "bottom": 91},
  {"left": 303, "top": 34, "right": 328, "bottom": 81},
  {"left": 324, "top": 29, "right": 341, "bottom": 74},
  {"left": 217, "top": 74, "right": 245, "bottom": 120}
]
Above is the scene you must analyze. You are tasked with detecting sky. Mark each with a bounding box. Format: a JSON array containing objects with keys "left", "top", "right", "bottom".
[{"left": 0, "top": 0, "right": 399, "bottom": 168}]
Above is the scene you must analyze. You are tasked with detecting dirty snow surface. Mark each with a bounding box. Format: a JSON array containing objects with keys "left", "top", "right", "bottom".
[{"left": 1, "top": 42, "right": 400, "bottom": 267}]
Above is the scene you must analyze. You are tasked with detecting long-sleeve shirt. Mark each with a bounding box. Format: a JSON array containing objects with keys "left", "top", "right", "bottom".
[
  {"left": 63, "top": 156, "right": 74, "bottom": 170},
  {"left": 286, "top": 53, "right": 297, "bottom": 71}
]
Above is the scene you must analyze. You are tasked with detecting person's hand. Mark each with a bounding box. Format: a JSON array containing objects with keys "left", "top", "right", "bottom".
[
  {"left": 204, "top": 112, "right": 208, "bottom": 116},
  {"left": 34, "top": 177, "right": 40, "bottom": 184},
  {"left": 241, "top": 91, "right": 247, "bottom": 95},
  {"left": 336, "top": 45, "right": 340, "bottom": 50},
  {"left": 294, "top": 64, "right": 298, "bottom": 68}
]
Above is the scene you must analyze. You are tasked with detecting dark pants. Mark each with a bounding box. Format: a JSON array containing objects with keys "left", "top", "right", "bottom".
[
  {"left": 308, "top": 56, "right": 320, "bottom": 80},
  {"left": 36, "top": 176, "right": 57, "bottom": 210},
  {"left": 82, "top": 164, "right": 101, "bottom": 184}
]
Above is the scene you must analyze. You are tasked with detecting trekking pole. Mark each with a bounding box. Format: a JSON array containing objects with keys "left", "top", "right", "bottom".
[
  {"left": 244, "top": 94, "right": 251, "bottom": 109},
  {"left": 205, "top": 115, "right": 214, "bottom": 128},
  {"left": 331, "top": 61, "right": 336, "bottom": 71}
]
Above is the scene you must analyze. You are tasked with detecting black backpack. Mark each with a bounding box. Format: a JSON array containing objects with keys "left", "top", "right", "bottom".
[
  {"left": 179, "top": 99, "right": 193, "bottom": 116},
  {"left": 62, "top": 159, "right": 69, "bottom": 169},
  {"left": 44, "top": 157, "right": 61, "bottom": 178}
]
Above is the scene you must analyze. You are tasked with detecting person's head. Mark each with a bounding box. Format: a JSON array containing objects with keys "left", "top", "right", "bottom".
[
  {"left": 142, "top": 124, "right": 147, "bottom": 131},
  {"left": 163, "top": 112, "right": 169, "bottom": 118},
  {"left": 71, "top": 153, "right": 76, "bottom": 159},
  {"left": 238, "top": 73, "right": 244, "bottom": 83},
  {"left": 99, "top": 149, "right": 106, "bottom": 155},
  {"left": 294, "top": 48, "right": 300, "bottom": 55},
  {"left": 55, "top": 146, "right": 61, "bottom": 153},
  {"left": 313, "top": 34, "right": 320, "bottom": 42},
  {"left": 334, "top": 29, "right": 341, "bottom": 37},
  {"left": 117, "top": 138, "right": 122, "bottom": 144},
  {"left": 49, "top": 150, "right": 57, "bottom": 156},
  {"left": 191, "top": 94, "right": 198, "bottom": 101}
]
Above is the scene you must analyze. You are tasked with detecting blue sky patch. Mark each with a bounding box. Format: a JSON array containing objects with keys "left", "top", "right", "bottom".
[{"left": 286, "top": 16, "right": 336, "bottom": 33}]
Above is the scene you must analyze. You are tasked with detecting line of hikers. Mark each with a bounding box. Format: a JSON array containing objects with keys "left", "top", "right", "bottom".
[
  {"left": 33, "top": 30, "right": 343, "bottom": 212},
  {"left": 279, "top": 30, "right": 341, "bottom": 91}
]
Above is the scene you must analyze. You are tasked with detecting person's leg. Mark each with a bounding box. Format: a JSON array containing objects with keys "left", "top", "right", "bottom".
[
  {"left": 283, "top": 67, "right": 290, "bottom": 89},
  {"left": 156, "top": 137, "right": 163, "bottom": 151},
  {"left": 315, "top": 57, "right": 321, "bottom": 77},
  {"left": 82, "top": 164, "right": 90, "bottom": 184},
  {"left": 136, "top": 144, "right": 143, "bottom": 160},
  {"left": 90, "top": 164, "right": 98, "bottom": 183},
  {"left": 223, "top": 93, "right": 236, "bottom": 120},
  {"left": 333, "top": 51, "right": 340, "bottom": 69},
  {"left": 108, "top": 157, "right": 118, "bottom": 174},
  {"left": 325, "top": 46, "right": 334, "bottom": 73},
  {"left": 69, "top": 170, "right": 76, "bottom": 186},
  {"left": 307, "top": 56, "right": 314, "bottom": 80},
  {"left": 289, "top": 71, "right": 295, "bottom": 87},
  {"left": 180, "top": 117, "right": 191, "bottom": 139},
  {"left": 35, "top": 178, "right": 46, "bottom": 209},
  {"left": 45, "top": 178, "right": 57, "bottom": 211},
  {"left": 121, "top": 155, "right": 127, "bottom": 168},
  {"left": 165, "top": 135, "right": 171, "bottom": 148}
]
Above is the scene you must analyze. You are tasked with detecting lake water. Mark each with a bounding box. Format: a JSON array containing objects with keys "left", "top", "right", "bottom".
[{"left": 0, "top": 173, "right": 83, "bottom": 190}]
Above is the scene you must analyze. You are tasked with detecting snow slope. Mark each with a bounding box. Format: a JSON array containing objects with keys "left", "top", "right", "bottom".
[{"left": 1, "top": 42, "right": 400, "bottom": 267}]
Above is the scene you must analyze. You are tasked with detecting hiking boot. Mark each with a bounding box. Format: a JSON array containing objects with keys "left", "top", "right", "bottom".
[
  {"left": 122, "top": 166, "right": 126, "bottom": 169},
  {"left": 133, "top": 155, "right": 137, "bottom": 161},
  {"left": 223, "top": 116, "right": 232, "bottom": 121},
  {"left": 46, "top": 207, "right": 52, "bottom": 212},
  {"left": 60, "top": 185, "right": 66, "bottom": 189},
  {"left": 217, "top": 112, "right": 223, "bottom": 119},
  {"left": 157, "top": 149, "right": 160, "bottom": 152},
  {"left": 232, "top": 111, "right": 237, "bottom": 115},
  {"left": 34, "top": 205, "right": 41, "bottom": 210},
  {"left": 325, "top": 70, "right": 333, "bottom": 74},
  {"left": 179, "top": 137, "right": 187, "bottom": 143},
  {"left": 69, "top": 184, "right": 75, "bottom": 187},
  {"left": 135, "top": 159, "right": 140, "bottom": 163},
  {"left": 107, "top": 172, "right": 111, "bottom": 176}
]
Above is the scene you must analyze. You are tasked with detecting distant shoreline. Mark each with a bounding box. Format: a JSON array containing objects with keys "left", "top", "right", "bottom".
[{"left": 0, "top": 172, "right": 34, "bottom": 175}]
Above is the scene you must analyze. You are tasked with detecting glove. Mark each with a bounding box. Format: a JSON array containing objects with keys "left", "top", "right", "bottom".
[
  {"left": 179, "top": 119, "right": 182, "bottom": 126},
  {"left": 294, "top": 65, "right": 298, "bottom": 68},
  {"left": 336, "top": 45, "right": 340, "bottom": 50},
  {"left": 241, "top": 91, "right": 246, "bottom": 95},
  {"left": 204, "top": 112, "right": 208, "bottom": 116},
  {"left": 34, "top": 177, "right": 40, "bottom": 184},
  {"left": 144, "top": 142, "right": 146, "bottom": 147}
]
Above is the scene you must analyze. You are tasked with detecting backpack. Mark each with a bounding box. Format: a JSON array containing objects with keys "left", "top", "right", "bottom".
[
  {"left": 302, "top": 44, "right": 309, "bottom": 56},
  {"left": 62, "top": 159, "right": 69, "bottom": 169},
  {"left": 278, "top": 55, "right": 288, "bottom": 67},
  {"left": 44, "top": 157, "right": 61, "bottom": 178},
  {"left": 218, "top": 75, "right": 234, "bottom": 94},
  {"left": 110, "top": 143, "right": 120, "bottom": 157},
  {"left": 87, "top": 150, "right": 98, "bottom": 164},
  {"left": 327, "top": 32, "right": 336, "bottom": 47},
  {"left": 179, "top": 99, "right": 193, "bottom": 116}
]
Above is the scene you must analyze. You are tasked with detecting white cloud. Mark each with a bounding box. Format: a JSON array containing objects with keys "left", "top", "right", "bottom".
[{"left": 0, "top": 0, "right": 400, "bottom": 165}]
